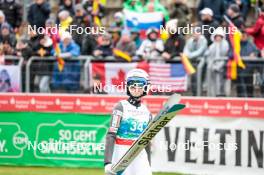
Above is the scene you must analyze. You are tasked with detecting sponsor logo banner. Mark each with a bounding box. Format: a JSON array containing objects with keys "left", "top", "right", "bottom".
[
  {"left": 0, "top": 94, "right": 263, "bottom": 119},
  {"left": 0, "top": 94, "right": 263, "bottom": 173},
  {"left": 151, "top": 115, "right": 264, "bottom": 175},
  {"left": 0, "top": 112, "right": 109, "bottom": 167}
]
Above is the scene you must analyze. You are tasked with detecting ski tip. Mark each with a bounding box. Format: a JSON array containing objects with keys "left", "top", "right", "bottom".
[
  {"left": 117, "top": 170, "right": 124, "bottom": 175},
  {"left": 165, "top": 93, "right": 182, "bottom": 106},
  {"left": 168, "top": 104, "right": 186, "bottom": 113}
]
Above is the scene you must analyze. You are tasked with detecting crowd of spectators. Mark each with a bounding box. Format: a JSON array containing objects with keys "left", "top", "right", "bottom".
[{"left": 0, "top": 0, "right": 263, "bottom": 97}]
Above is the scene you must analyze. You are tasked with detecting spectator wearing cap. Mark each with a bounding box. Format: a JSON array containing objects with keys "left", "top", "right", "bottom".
[
  {"left": 198, "top": 0, "right": 225, "bottom": 22},
  {"left": 0, "top": 22, "right": 16, "bottom": 55},
  {"left": 0, "top": 11, "right": 11, "bottom": 32},
  {"left": 72, "top": 4, "right": 92, "bottom": 49},
  {"left": 169, "top": 0, "right": 191, "bottom": 28},
  {"left": 183, "top": 27, "right": 208, "bottom": 96},
  {"left": 28, "top": 0, "right": 51, "bottom": 28},
  {"left": 52, "top": 31, "right": 80, "bottom": 59},
  {"left": 58, "top": 0, "right": 75, "bottom": 17},
  {"left": 0, "top": 0, "right": 22, "bottom": 31},
  {"left": 228, "top": 30, "right": 258, "bottom": 97},
  {"left": 136, "top": 27, "right": 164, "bottom": 61},
  {"left": 123, "top": 0, "right": 143, "bottom": 12},
  {"left": 226, "top": 4, "right": 245, "bottom": 29},
  {"left": 205, "top": 27, "right": 229, "bottom": 97},
  {"left": 144, "top": 0, "right": 170, "bottom": 22},
  {"left": 198, "top": 8, "right": 219, "bottom": 46},
  {"left": 115, "top": 30, "right": 137, "bottom": 61},
  {"left": 58, "top": 10, "right": 73, "bottom": 32},
  {"left": 130, "top": 28, "right": 142, "bottom": 49},
  {"left": 93, "top": 33, "right": 113, "bottom": 58},
  {"left": 162, "top": 19, "right": 185, "bottom": 60},
  {"left": 246, "top": 6, "right": 264, "bottom": 54},
  {"left": 51, "top": 31, "right": 81, "bottom": 92},
  {"left": 110, "top": 12, "right": 124, "bottom": 30}
]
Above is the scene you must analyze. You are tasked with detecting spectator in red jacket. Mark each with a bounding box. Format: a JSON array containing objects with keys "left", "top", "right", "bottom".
[{"left": 246, "top": 6, "right": 264, "bottom": 56}]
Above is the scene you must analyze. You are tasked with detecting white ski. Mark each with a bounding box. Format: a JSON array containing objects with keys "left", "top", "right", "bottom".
[{"left": 111, "top": 94, "right": 185, "bottom": 174}]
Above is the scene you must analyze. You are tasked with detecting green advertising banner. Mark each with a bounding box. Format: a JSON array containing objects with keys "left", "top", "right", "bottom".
[{"left": 0, "top": 112, "right": 110, "bottom": 168}]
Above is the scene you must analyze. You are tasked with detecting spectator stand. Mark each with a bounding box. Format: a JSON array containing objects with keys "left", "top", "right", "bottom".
[
  {"left": 205, "top": 56, "right": 264, "bottom": 97},
  {"left": 13, "top": 54, "right": 264, "bottom": 97}
]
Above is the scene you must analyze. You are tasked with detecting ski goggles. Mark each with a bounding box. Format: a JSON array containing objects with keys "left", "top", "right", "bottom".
[{"left": 127, "top": 77, "right": 148, "bottom": 88}]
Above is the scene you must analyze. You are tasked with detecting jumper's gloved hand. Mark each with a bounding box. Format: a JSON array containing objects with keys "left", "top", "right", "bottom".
[{"left": 105, "top": 163, "right": 116, "bottom": 175}]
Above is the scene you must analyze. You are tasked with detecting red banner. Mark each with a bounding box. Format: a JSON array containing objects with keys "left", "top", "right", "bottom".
[{"left": 0, "top": 94, "right": 263, "bottom": 119}]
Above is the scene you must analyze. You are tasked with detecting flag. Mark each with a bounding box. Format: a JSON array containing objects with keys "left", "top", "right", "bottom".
[
  {"left": 124, "top": 10, "right": 163, "bottom": 38},
  {"left": 113, "top": 48, "right": 132, "bottom": 62},
  {"left": 180, "top": 54, "right": 196, "bottom": 75},
  {"left": 91, "top": 63, "right": 137, "bottom": 94},
  {"left": 124, "top": 10, "right": 163, "bottom": 30},
  {"left": 51, "top": 35, "right": 64, "bottom": 72},
  {"left": 227, "top": 23, "right": 246, "bottom": 80},
  {"left": 93, "top": 0, "right": 101, "bottom": 27},
  {"left": 90, "top": 62, "right": 188, "bottom": 94},
  {"left": 148, "top": 63, "right": 188, "bottom": 92},
  {"left": 227, "top": 59, "right": 237, "bottom": 80}
]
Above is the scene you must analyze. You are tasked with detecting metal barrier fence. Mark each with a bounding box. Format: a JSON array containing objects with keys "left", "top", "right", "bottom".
[
  {"left": 162, "top": 56, "right": 204, "bottom": 96},
  {"left": 4, "top": 55, "right": 24, "bottom": 67},
  {"left": 203, "top": 57, "right": 264, "bottom": 98},
  {"left": 2, "top": 55, "right": 263, "bottom": 97},
  {"left": 25, "top": 56, "right": 93, "bottom": 93},
  {"left": 147, "top": 56, "right": 264, "bottom": 98}
]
